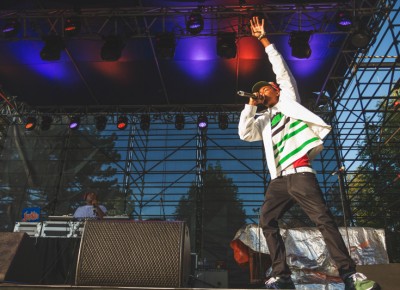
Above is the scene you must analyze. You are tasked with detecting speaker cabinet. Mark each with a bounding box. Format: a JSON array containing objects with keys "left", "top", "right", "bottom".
[
  {"left": 194, "top": 270, "right": 229, "bottom": 288},
  {"left": 75, "top": 220, "right": 191, "bottom": 287},
  {"left": 357, "top": 264, "right": 400, "bottom": 290},
  {"left": 0, "top": 232, "right": 40, "bottom": 283}
]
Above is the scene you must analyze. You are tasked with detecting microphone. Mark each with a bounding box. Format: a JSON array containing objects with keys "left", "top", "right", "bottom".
[
  {"left": 92, "top": 201, "right": 98, "bottom": 216},
  {"left": 237, "top": 91, "right": 259, "bottom": 99}
]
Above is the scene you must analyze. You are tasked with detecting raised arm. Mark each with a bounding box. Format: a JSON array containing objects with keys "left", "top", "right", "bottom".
[{"left": 250, "top": 17, "right": 300, "bottom": 103}]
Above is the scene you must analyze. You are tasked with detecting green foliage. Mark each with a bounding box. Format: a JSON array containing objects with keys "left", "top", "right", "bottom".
[
  {"left": 175, "top": 162, "right": 247, "bottom": 260},
  {"left": 347, "top": 92, "right": 400, "bottom": 261},
  {"left": 0, "top": 120, "right": 134, "bottom": 227}
]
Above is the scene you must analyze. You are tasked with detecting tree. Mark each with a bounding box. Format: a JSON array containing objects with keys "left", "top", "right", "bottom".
[
  {"left": 346, "top": 90, "right": 400, "bottom": 262},
  {"left": 174, "top": 162, "right": 248, "bottom": 287},
  {"left": 0, "top": 117, "right": 134, "bottom": 230}
]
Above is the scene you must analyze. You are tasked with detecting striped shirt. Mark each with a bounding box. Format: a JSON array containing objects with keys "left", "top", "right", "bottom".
[{"left": 271, "top": 111, "right": 322, "bottom": 173}]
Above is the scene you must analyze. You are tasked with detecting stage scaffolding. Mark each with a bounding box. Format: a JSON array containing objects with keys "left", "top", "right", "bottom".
[{"left": 0, "top": 0, "right": 399, "bottom": 264}]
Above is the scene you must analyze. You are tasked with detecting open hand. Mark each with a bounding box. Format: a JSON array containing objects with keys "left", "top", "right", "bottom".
[{"left": 250, "top": 16, "right": 265, "bottom": 39}]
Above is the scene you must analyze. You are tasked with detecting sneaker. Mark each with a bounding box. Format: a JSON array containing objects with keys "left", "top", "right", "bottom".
[
  {"left": 265, "top": 276, "right": 296, "bottom": 289},
  {"left": 344, "top": 272, "right": 381, "bottom": 290}
]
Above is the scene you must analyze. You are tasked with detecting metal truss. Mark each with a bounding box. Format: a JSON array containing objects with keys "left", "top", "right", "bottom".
[
  {"left": 314, "top": 0, "right": 400, "bottom": 260},
  {"left": 0, "top": 103, "right": 244, "bottom": 124},
  {"left": 0, "top": 1, "right": 379, "bottom": 39},
  {"left": 319, "top": 0, "right": 399, "bottom": 182},
  {"left": 195, "top": 128, "right": 207, "bottom": 254},
  {"left": 1, "top": 0, "right": 399, "bottom": 261}
]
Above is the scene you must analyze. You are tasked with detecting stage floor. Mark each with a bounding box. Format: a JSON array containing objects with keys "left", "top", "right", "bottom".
[
  {"left": 0, "top": 286, "right": 351, "bottom": 290},
  {"left": 1, "top": 264, "right": 399, "bottom": 290}
]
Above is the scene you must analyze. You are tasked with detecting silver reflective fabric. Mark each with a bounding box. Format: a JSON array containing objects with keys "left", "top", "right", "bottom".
[{"left": 232, "top": 224, "right": 389, "bottom": 285}]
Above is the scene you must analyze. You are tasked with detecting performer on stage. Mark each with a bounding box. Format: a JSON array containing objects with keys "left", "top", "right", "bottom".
[
  {"left": 238, "top": 16, "right": 380, "bottom": 290},
  {"left": 73, "top": 192, "right": 107, "bottom": 219}
]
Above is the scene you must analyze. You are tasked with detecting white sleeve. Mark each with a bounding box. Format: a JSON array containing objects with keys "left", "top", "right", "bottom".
[
  {"left": 238, "top": 105, "right": 263, "bottom": 142},
  {"left": 265, "top": 44, "right": 301, "bottom": 103}
]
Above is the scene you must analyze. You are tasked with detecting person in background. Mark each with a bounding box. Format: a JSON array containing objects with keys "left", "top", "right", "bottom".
[
  {"left": 73, "top": 192, "right": 106, "bottom": 219},
  {"left": 238, "top": 16, "right": 380, "bottom": 290}
]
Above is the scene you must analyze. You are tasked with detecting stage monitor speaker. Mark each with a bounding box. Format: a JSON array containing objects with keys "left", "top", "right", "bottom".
[
  {"left": 357, "top": 264, "right": 400, "bottom": 290},
  {"left": 75, "top": 220, "right": 191, "bottom": 287},
  {"left": 0, "top": 232, "right": 41, "bottom": 283}
]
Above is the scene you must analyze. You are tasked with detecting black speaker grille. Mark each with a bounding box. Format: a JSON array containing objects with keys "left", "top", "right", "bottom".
[{"left": 75, "top": 220, "right": 189, "bottom": 287}]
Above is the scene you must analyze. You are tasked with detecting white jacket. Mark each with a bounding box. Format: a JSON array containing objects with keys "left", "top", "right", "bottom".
[{"left": 238, "top": 44, "right": 331, "bottom": 179}]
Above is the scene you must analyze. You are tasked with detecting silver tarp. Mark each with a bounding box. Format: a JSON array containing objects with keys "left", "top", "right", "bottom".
[{"left": 232, "top": 224, "right": 389, "bottom": 287}]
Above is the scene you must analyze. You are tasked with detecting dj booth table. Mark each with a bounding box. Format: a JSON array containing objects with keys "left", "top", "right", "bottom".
[
  {"left": 31, "top": 237, "right": 80, "bottom": 284},
  {"left": 14, "top": 215, "right": 130, "bottom": 238}
]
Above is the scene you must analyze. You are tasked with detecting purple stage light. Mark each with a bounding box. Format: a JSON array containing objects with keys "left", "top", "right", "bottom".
[
  {"left": 69, "top": 116, "right": 80, "bottom": 130},
  {"left": 197, "top": 115, "right": 208, "bottom": 129}
]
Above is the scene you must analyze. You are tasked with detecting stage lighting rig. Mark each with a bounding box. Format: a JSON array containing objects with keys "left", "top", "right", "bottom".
[
  {"left": 117, "top": 116, "right": 128, "bottom": 130},
  {"left": 95, "top": 116, "right": 107, "bottom": 131},
  {"left": 25, "top": 117, "right": 37, "bottom": 131},
  {"left": 101, "top": 35, "right": 125, "bottom": 61},
  {"left": 217, "top": 32, "right": 237, "bottom": 59},
  {"left": 140, "top": 114, "right": 150, "bottom": 131},
  {"left": 336, "top": 10, "right": 352, "bottom": 31},
  {"left": 218, "top": 114, "right": 229, "bottom": 130},
  {"left": 155, "top": 32, "right": 176, "bottom": 59},
  {"left": 186, "top": 11, "right": 204, "bottom": 35},
  {"left": 64, "top": 17, "right": 81, "bottom": 37},
  {"left": 175, "top": 114, "right": 185, "bottom": 130},
  {"left": 2, "top": 18, "right": 20, "bottom": 38},
  {"left": 197, "top": 115, "right": 208, "bottom": 130},
  {"left": 40, "top": 35, "right": 64, "bottom": 61},
  {"left": 289, "top": 31, "right": 312, "bottom": 59},
  {"left": 40, "top": 116, "right": 53, "bottom": 131},
  {"left": 69, "top": 116, "right": 80, "bottom": 130}
]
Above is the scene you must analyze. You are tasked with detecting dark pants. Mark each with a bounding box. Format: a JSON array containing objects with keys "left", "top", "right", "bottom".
[{"left": 260, "top": 172, "right": 356, "bottom": 280}]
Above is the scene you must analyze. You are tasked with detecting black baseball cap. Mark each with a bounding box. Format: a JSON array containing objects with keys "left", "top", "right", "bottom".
[{"left": 252, "top": 81, "right": 280, "bottom": 93}]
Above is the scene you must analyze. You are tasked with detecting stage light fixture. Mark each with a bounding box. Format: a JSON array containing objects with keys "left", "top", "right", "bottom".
[
  {"left": 350, "top": 26, "right": 371, "bottom": 49},
  {"left": 64, "top": 17, "right": 81, "bottom": 37},
  {"left": 101, "top": 35, "right": 125, "bottom": 61},
  {"left": 25, "top": 117, "right": 37, "bottom": 131},
  {"left": 186, "top": 12, "right": 204, "bottom": 35},
  {"left": 40, "top": 115, "right": 53, "bottom": 131},
  {"left": 289, "top": 31, "right": 312, "bottom": 59},
  {"left": 175, "top": 114, "right": 185, "bottom": 130},
  {"left": 218, "top": 113, "right": 229, "bottom": 130},
  {"left": 155, "top": 32, "right": 176, "bottom": 59},
  {"left": 197, "top": 115, "right": 208, "bottom": 129},
  {"left": 217, "top": 32, "right": 237, "bottom": 59},
  {"left": 140, "top": 114, "right": 150, "bottom": 131},
  {"left": 117, "top": 116, "right": 128, "bottom": 130},
  {"left": 336, "top": 11, "right": 352, "bottom": 31},
  {"left": 40, "top": 35, "right": 64, "bottom": 61},
  {"left": 95, "top": 116, "right": 107, "bottom": 131},
  {"left": 2, "top": 19, "right": 20, "bottom": 38},
  {"left": 69, "top": 116, "right": 80, "bottom": 130}
]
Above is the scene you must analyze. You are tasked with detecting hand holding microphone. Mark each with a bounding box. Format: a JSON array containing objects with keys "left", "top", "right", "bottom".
[
  {"left": 237, "top": 90, "right": 264, "bottom": 106},
  {"left": 91, "top": 199, "right": 98, "bottom": 216}
]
